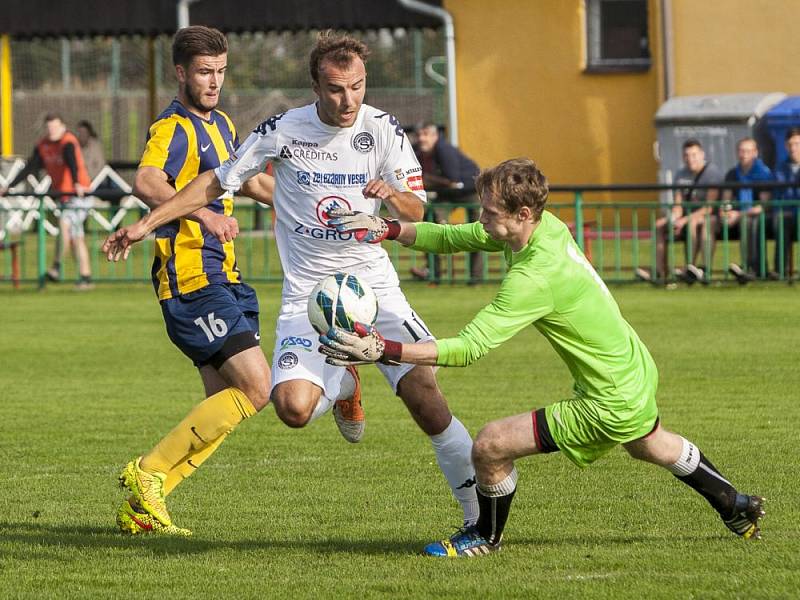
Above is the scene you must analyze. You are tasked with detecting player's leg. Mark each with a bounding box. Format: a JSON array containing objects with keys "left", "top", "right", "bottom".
[
  {"left": 69, "top": 208, "right": 93, "bottom": 288},
  {"left": 270, "top": 311, "right": 363, "bottom": 440},
  {"left": 394, "top": 367, "right": 478, "bottom": 519},
  {"left": 375, "top": 294, "right": 477, "bottom": 525},
  {"left": 623, "top": 423, "right": 764, "bottom": 539},
  {"left": 50, "top": 215, "right": 71, "bottom": 280},
  {"left": 424, "top": 411, "right": 545, "bottom": 557},
  {"left": 119, "top": 284, "right": 264, "bottom": 526},
  {"left": 159, "top": 366, "right": 229, "bottom": 496}
]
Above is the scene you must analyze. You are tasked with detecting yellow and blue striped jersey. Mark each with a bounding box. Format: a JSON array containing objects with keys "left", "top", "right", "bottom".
[{"left": 139, "top": 99, "right": 242, "bottom": 300}]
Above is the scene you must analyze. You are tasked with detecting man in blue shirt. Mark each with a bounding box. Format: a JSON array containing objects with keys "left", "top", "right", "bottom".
[
  {"left": 720, "top": 138, "right": 774, "bottom": 282},
  {"left": 771, "top": 128, "right": 800, "bottom": 279}
]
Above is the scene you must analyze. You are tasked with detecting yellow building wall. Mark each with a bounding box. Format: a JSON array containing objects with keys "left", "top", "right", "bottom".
[
  {"left": 671, "top": 0, "right": 800, "bottom": 95},
  {"left": 444, "top": 0, "right": 662, "bottom": 186}
]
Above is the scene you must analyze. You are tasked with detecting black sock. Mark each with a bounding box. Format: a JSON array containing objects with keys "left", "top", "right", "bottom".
[
  {"left": 676, "top": 452, "right": 738, "bottom": 518},
  {"left": 476, "top": 487, "right": 516, "bottom": 545}
]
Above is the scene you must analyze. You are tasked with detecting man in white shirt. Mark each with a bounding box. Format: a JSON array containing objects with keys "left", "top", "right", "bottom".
[{"left": 103, "top": 32, "right": 478, "bottom": 526}]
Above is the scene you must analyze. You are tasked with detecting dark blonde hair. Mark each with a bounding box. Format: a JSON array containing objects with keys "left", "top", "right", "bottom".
[
  {"left": 172, "top": 26, "right": 227, "bottom": 67},
  {"left": 309, "top": 30, "right": 369, "bottom": 82},
  {"left": 475, "top": 158, "right": 549, "bottom": 220}
]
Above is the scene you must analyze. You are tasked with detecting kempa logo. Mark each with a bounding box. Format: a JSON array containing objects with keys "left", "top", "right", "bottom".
[{"left": 352, "top": 132, "right": 375, "bottom": 153}]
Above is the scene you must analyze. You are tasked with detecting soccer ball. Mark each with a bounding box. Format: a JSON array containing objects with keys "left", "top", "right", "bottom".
[{"left": 307, "top": 272, "right": 379, "bottom": 335}]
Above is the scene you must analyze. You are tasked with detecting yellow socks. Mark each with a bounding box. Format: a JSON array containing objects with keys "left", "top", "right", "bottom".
[
  {"left": 140, "top": 387, "right": 256, "bottom": 478},
  {"left": 162, "top": 434, "right": 227, "bottom": 496}
]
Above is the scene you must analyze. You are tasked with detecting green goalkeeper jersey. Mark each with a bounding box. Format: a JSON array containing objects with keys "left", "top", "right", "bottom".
[{"left": 411, "top": 211, "right": 658, "bottom": 404}]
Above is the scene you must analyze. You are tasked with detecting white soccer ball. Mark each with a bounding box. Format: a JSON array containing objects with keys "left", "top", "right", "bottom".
[{"left": 307, "top": 272, "right": 379, "bottom": 335}]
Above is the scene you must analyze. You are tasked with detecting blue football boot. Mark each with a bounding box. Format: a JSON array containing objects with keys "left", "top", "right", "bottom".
[{"left": 423, "top": 525, "right": 500, "bottom": 557}]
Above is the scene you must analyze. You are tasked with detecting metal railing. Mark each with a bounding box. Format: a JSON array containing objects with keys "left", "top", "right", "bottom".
[{"left": 1, "top": 183, "right": 798, "bottom": 288}]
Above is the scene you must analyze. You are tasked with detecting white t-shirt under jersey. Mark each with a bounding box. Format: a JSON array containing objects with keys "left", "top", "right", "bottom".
[{"left": 215, "top": 103, "right": 426, "bottom": 305}]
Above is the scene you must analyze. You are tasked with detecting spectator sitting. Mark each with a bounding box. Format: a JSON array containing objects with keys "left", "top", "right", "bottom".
[
  {"left": 770, "top": 127, "right": 800, "bottom": 279},
  {"left": 718, "top": 137, "right": 773, "bottom": 284},
  {"left": 638, "top": 139, "right": 722, "bottom": 285},
  {"left": 410, "top": 122, "right": 483, "bottom": 284}
]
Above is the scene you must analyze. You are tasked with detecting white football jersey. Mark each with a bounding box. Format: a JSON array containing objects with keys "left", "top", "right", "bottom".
[{"left": 215, "top": 103, "right": 426, "bottom": 304}]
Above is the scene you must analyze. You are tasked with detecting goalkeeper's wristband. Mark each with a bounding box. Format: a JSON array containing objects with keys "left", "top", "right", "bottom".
[
  {"left": 384, "top": 219, "right": 401, "bottom": 240},
  {"left": 380, "top": 339, "right": 403, "bottom": 364}
]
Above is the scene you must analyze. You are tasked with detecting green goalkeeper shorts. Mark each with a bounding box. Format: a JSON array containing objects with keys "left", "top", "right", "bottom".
[{"left": 544, "top": 378, "right": 659, "bottom": 468}]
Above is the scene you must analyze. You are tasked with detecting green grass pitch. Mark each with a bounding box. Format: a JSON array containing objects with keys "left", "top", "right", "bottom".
[{"left": 1, "top": 282, "right": 798, "bottom": 598}]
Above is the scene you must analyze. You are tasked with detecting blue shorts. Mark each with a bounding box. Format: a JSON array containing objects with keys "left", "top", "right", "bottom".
[{"left": 161, "top": 282, "right": 261, "bottom": 369}]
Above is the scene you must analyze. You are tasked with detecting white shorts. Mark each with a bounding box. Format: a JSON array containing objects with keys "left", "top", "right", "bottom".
[
  {"left": 61, "top": 197, "right": 92, "bottom": 238},
  {"left": 271, "top": 285, "right": 435, "bottom": 396}
]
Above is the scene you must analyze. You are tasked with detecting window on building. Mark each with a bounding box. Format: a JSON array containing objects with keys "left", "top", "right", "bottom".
[{"left": 585, "top": 0, "right": 650, "bottom": 72}]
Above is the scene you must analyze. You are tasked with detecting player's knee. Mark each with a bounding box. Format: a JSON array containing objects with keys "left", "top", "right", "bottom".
[
  {"left": 472, "top": 423, "right": 505, "bottom": 465},
  {"left": 270, "top": 389, "right": 313, "bottom": 428}
]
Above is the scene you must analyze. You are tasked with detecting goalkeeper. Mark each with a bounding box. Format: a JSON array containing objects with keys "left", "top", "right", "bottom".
[{"left": 319, "top": 157, "right": 765, "bottom": 557}]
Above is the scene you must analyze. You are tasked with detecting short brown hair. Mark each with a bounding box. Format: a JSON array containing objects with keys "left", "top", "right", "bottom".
[
  {"left": 682, "top": 138, "right": 703, "bottom": 151},
  {"left": 172, "top": 26, "right": 227, "bottom": 67},
  {"left": 475, "top": 158, "right": 549, "bottom": 220},
  {"left": 309, "top": 30, "right": 369, "bottom": 82},
  {"left": 785, "top": 127, "right": 800, "bottom": 141},
  {"left": 737, "top": 136, "right": 757, "bottom": 148}
]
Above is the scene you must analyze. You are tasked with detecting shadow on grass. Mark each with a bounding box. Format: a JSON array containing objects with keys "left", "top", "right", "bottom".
[
  {"left": 0, "top": 521, "right": 729, "bottom": 560},
  {"left": 0, "top": 521, "right": 423, "bottom": 557}
]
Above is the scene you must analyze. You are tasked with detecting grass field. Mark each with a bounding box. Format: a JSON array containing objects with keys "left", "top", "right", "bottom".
[{"left": 1, "top": 282, "right": 799, "bottom": 598}]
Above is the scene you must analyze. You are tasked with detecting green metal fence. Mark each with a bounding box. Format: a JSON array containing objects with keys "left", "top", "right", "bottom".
[{"left": 1, "top": 193, "right": 798, "bottom": 288}]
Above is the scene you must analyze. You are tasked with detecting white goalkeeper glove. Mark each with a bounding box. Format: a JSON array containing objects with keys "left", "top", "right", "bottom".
[
  {"left": 326, "top": 208, "right": 401, "bottom": 244},
  {"left": 318, "top": 322, "right": 403, "bottom": 366}
]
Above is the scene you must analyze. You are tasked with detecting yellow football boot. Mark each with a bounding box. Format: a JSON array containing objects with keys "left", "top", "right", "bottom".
[
  {"left": 116, "top": 499, "right": 191, "bottom": 537},
  {"left": 118, "top": 457, "right": 172, "bottom": 526}
]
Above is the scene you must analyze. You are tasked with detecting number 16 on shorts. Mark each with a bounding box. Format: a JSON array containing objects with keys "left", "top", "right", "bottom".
[{"left": 194, "top": 312, "right": 229, "bottom": 342}]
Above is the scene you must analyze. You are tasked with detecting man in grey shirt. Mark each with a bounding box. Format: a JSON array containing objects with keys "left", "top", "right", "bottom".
[{"left": 639, "top": 139, "right": 722, "bottom": 284}]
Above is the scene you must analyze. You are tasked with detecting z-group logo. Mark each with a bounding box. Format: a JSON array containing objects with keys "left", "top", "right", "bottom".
[
  {"left": 315, "top": 196, "right": 352, "bottom": 227},
  {"left": 292, "top": 195, "right": 356, "bottom": 241}
]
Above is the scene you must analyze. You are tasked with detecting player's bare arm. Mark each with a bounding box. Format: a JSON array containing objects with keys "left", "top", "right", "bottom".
[
  {"left": 362, "top": 178, "right": 424, "bottom": 221},
  {"left": 240, "top": 172, "right": 275, "bottom": 206},
  {"left": 103, "top": 170, "right": 227, "bottom": 261},
  {"left": 134, "top": 166, "right": 238, "bottom": 242}
]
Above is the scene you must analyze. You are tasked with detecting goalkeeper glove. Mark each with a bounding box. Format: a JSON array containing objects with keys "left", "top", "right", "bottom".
[
  {"left": 319, "top": 322, "right": 403, "bottom": 366},
  {"left": 326, "top": 208, "right": 401, "bottom": 243}
]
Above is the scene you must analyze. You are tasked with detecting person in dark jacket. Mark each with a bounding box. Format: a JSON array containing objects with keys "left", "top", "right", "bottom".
[{"left": 411, "top": 122, "right": 483, "bottom": 284}]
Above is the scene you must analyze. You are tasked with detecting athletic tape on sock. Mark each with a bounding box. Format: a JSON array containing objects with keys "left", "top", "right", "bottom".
[{"left": 665, "top": 437, "right": 700, "bottom": 477}]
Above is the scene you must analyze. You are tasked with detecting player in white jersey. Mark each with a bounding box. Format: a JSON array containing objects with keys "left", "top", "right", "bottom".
[{"left": 102, "top": 32, "right": 478, "bottom": 526}]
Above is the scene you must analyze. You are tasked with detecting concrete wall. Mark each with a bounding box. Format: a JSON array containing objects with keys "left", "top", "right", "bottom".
[
  {"left": 671, "top": 0, "right": 800, "bottom": 96},
  {"left": 444, "top": 0, "right": 662, "bottom": 185}
]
